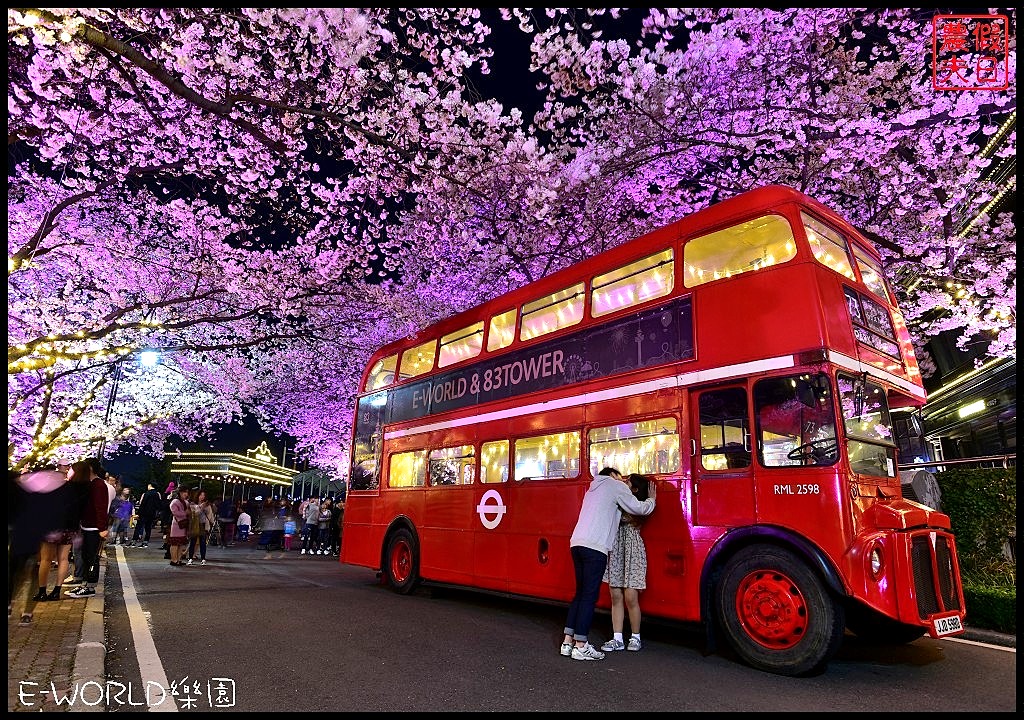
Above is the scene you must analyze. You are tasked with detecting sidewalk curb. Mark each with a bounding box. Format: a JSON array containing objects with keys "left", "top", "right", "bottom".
[
  {"left": 961, "top": 626, "right": 1016, "bottom": 648},
  {"left": 71, "top": 561, "right": 106, "bottom": 711}
]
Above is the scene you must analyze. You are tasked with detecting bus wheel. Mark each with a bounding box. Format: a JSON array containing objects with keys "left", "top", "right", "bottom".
[
  {"left": 385, "top": 528, "right": 419, "bottom": 595},
  {"left": 846, "top": 602, "right": 925, "bottom": 645},
  {"left": 715, "top": 545, "right": 844, "bottom": 677}
]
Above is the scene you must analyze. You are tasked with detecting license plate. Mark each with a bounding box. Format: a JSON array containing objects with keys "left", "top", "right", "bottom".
[{"left": 933, "top": 614, "right": 964, "bottom": 636}]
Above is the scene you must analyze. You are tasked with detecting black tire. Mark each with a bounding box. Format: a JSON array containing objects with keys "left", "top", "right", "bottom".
[
  {"left": 846, "top": 602, "right": 926, "bottom": 645},
  {"left": 384, "top": 528, "right": 419, "bottom": 595},
  {"left": 715, "top": 544, "right": 845, "bottom": 676}
]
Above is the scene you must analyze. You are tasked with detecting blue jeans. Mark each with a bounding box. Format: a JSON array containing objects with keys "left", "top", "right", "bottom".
[
  {"left": 302, "top": 524, "right": 319, "bottom": 551},
  {"left": 131, "top": 515, "right": 155, "bottom": 543},
  {"left": 563, "top": 546, "right": 608, "bottom": 643}
]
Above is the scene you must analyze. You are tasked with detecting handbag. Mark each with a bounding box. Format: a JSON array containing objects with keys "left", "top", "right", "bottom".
[{"left": 174, "top": 500, "right": 189, "bottom": 529}]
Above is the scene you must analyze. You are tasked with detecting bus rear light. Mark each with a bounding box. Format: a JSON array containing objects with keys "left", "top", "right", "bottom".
[{"left": 869, "top": 542, "right": 884, "bottom": 579}]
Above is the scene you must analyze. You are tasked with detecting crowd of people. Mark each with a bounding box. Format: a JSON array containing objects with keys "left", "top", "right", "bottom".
[
  {"left": 13, "top": 459, "right": 655, "bottom": 659},
  {"left": 8, "top": 456, "right": 346, "bottom": 626}
]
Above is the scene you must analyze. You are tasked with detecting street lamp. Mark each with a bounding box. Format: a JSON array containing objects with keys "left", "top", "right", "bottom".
[{"left": 96, "top": 348, "right": 161, "bottom": 458}]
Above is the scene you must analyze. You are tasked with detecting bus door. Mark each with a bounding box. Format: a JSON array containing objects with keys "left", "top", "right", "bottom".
[
  {"left": 690, "top": 384, "right": 755, "bottom": 527},
  {"left": 472, "top": 440, "right": 511, "bottom": 592}
]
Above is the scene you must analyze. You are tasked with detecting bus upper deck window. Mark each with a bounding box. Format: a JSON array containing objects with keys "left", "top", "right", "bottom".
[
  {"left": 802, "top": 212, "right": 855, "bottom": 280},
  {"left": 592, "top": 249, "right": 674, "bottom": 318},
  {"left": 684, "top": 214, "right": 797, "bottom": 288},
  {"left": 366, "top": 353, "right": 398, "bottom": 391},
  {"left": 520, "top": 283, "right": 585, "bottom": 342},
  {"left": 439, "top": 322, "right": 484, "bottom": 368},
  {"left": 852, "top": 244, "right": 892, "bottom": 302},
  {"left": 488, "top": 309, "right": 517, "bottom": 352},
  {"left": 399, "top": 338, "right": 437, "bottom": 381}
]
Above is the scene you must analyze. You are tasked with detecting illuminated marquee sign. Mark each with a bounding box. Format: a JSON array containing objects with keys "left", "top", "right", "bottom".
[{"left": 249, "top": 440, "right": 277, "bottom": 465}]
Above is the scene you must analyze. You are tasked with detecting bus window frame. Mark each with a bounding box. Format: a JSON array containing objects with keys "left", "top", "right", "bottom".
[
  {"left": 681, "top": 212, "right": 798, "bottom": 289},
  {"left": 519, "top": 282, "right": 588, "bottom": 343},
  {"left": 387, "top": 448, "right": 427, "bottom": 489},
  {"left": 438, "top": 322, "right": 485, "bottom": 370},
  {"left": 586, "top": 414, "right": 682, "bottom": 477},
  {"left": 486, "top": 307, "right": 519, "bottom": 353},
  {"left": 512, "top": 429, "right": 582, "bottom": 482},
  {"left": 591, "top": 248, "right": 676, "bottom": 319},
  {"left": 427, "top": 444, "right": 477, "bottom": 486},
  {"left": 800, "top": 210, "right": 857, "bottom": 281},
  {"left": 850, "top": 242, "right": 895, "bottom": 305}
]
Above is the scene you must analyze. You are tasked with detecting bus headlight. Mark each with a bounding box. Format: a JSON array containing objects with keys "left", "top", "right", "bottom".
[{"left": 869, "top": 542, "right": 884, "bottom": 579}]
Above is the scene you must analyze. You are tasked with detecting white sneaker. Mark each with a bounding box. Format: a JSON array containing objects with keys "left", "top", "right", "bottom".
[
  {"left": 301, "top": 549, "right": 306, "bottom": 554},
  {"left": 627, "top": 637, "right": 642, "bottom": 651},
  {"left": 200, "top": 559, "right": 207, "bottom": 566},
  {"left": 601, "top": 638, "right": 625, "bottom": 651},
  {"left": 571, "top": 643, "right": 605, "bottom": 661},
  {"left": 559, "top": 642, "right": 572, "bottom": 657},
  {"left": 186, "top": 558, "right": 194, "bottom": 566}
]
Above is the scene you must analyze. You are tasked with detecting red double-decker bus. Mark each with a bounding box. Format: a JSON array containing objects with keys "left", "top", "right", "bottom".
[{"left": 341, "top": 185, "right": 965, "bottom": 676}]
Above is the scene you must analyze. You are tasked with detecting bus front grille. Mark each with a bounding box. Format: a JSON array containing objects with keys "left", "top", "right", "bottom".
[{"left": 911, "top": 533, "right": 962, "bottom": 619}]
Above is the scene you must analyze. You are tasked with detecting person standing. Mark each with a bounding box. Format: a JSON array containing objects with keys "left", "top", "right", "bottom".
[
  {"left": 560, "top": 467, "right": 656, "bottom": 661},
  {"left": 67, "top": 460, "right": 112, "bottom": 598},
  {"left": 168, "top": 486, "right": 191, "bottom": 566},
  {"left": 9, "top": 466, "right": 74, "bottom": 623},
  {"left": 34, "top": 463, "right": 89, "bottom": 602},
  {"left": 109, "top": 486, "right": 134, "bottom": 545},
  {"left": 601, "top": 473, "right": 653, "bottom": 652},
  {"left": 129, "top": 483, "right": 162, "bottom": 547},
  {"left": 103, "top": 473, "right": 119, "bottom": 545},
  {"left": 328, "top": 499, "right": 343, "bottom": 556},
  {"left": 187, "top": 488, "right": 216, "bottom": 565},
  {"left": 217, "top": 496, "right": 237, "bottom": 547},
  {"left": 316, "top": 499, "right": 332, "bottom": 555},
  {"left": 300, "top": 497, "right": 320, "bottom": 555}
]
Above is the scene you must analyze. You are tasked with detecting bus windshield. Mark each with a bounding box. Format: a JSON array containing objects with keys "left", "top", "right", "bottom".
[{"left": 838, "top": 372, "right": 896, "bottom": 477}]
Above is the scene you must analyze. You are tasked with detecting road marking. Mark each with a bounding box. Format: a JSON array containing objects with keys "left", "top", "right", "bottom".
[
  {"left": 941, "top": 636, "right": 1016, "bottom": 653},
  {"left": 114, "top": 545, "right": 179, "bottom": 711}
]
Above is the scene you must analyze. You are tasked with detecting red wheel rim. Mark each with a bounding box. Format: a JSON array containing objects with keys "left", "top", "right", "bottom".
[
  {"left": 390, "top": 539, "right": 412, "bottom": 584},
  {"left": 734, "top": 568, "right": 807, "bottom": 649}
]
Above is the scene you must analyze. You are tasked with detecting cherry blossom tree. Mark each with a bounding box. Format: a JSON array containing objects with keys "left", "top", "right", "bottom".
[
  {"left": 8, "top": 8, "right": 508, "bottom": 469},
  {"left": 8, "top": 8, "right": 1016, "bottom": 474},
  {"left": 558, "top": 8, "right": 1015, "bottom": 366}
]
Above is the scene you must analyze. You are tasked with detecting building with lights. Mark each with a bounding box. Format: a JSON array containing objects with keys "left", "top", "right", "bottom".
[
  {"left": 170, "top": 440, "right": 298, "bottom": 501},
  {"left": 910, "top": 111, "right": 1016, "bottom": 464}
]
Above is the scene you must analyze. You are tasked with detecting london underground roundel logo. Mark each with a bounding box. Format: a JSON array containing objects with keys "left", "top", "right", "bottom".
[{"left": 476, "top": 489, "right": 507, "bottom": 530}]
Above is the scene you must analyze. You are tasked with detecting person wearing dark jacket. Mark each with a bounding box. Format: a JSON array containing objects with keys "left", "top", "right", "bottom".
[
  {"left": 67, "top": 461, "right": 112, "bottom": 598},
  {"left": 9, "top": 466, "right": 76, "bottom": 624},
  {"left": 217, "top": 497, "right": 237, "bottom": 547},
  {"left": 128, "top": 483, "right": 162, "bottom": 547}
]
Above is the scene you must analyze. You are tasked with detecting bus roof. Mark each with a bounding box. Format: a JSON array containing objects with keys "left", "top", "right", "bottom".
[{"left": 366, "top": 184, "right": 872, "bottom": 367}]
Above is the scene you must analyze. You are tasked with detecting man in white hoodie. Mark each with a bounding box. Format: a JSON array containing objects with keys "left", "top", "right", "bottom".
[{"left": 560, "top": 467, "right": 656, "bottom": 661}]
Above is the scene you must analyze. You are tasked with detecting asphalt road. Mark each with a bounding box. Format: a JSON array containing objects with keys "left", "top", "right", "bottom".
[{"left": 100, "top": 542, "right": 1016, "bottom": 712}]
